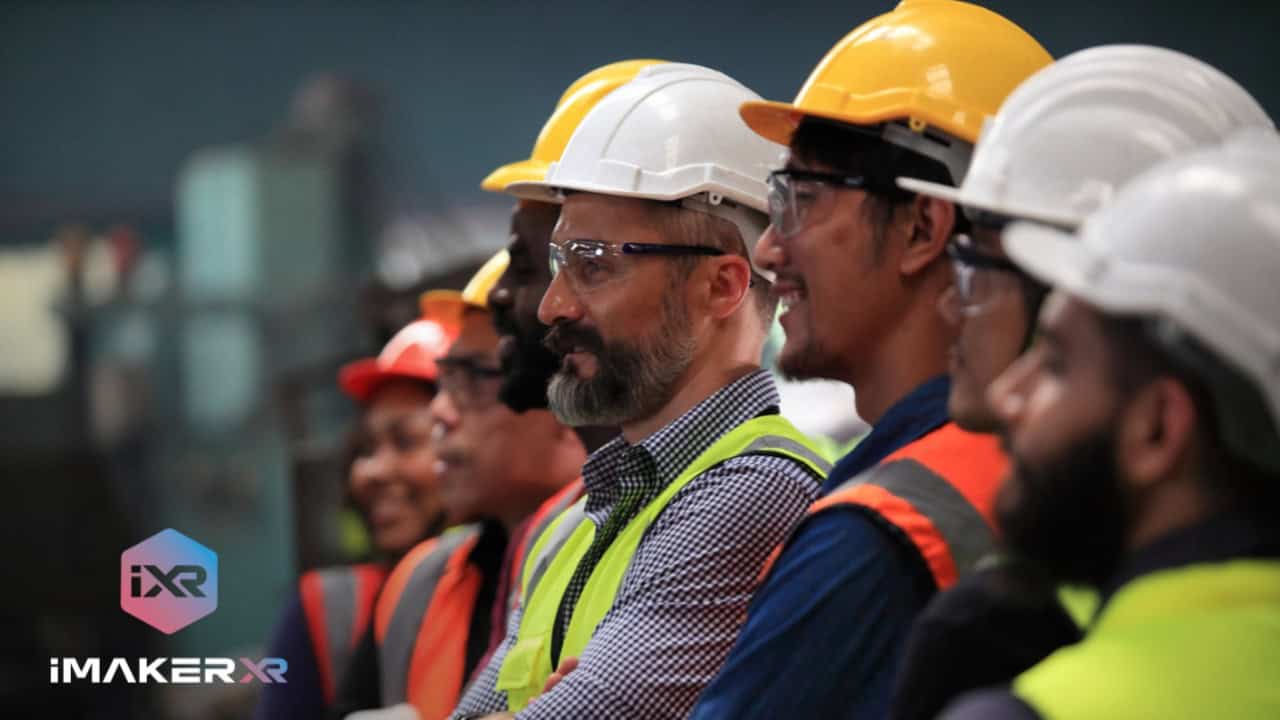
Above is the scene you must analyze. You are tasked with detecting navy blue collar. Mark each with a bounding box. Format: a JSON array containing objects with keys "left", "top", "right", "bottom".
[
  {"left": 1101, "top": 509, "right": 1280, "bottom": 606},
  {"left": 822, "top": 375, "right": 952, "bottom": 494}
]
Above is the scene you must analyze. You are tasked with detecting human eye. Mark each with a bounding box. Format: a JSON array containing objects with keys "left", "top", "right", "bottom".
[{"left": 570, "top": 243, "right": 618, "bottom": 287}]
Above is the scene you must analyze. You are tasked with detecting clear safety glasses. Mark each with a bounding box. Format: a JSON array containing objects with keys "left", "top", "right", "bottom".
[
  {"left": 766, "top": 169, "right": 903, "bottom": 238},
  {"left": 548, "top": 238, "right": 726, "bottom": 293},
  {"left": 946, "top": 232, "right": 1029, "bottom": 318}
]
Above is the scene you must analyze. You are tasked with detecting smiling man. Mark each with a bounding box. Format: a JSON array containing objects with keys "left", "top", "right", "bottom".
[
  {"left": 450, "top": 63, "right": 828, "bottom": 720},
  {"left": 688, "top": 3, "right": 1052, "bottom": 718},
  {"left": 336, "top": 269, "right": 583, "bottom": 720}
]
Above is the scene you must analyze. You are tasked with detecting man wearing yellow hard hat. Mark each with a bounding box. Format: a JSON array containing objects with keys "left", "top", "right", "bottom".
[
  {"left": 335, "top": 260, "right": 584, "bottom": 720},
  {"left": 689, "top": 2, "right": 1052, "bottom": 718}
]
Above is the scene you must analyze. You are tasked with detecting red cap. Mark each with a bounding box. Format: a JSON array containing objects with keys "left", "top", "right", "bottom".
[{"left": 339, "top": 318, "right": 458, "bottom": 403}]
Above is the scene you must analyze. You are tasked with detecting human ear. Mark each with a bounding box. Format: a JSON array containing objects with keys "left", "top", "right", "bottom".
[
  {"left": 701, "top": 255, "right": 752, "bottom": 320},
  {"left": 899, "top": 195, "right": 955, "bottom": 277},
  {"left": 1119, "top": 378, "right": 1198, "bottom": 489}
]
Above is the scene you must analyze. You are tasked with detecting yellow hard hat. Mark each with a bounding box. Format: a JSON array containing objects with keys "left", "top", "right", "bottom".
[
  {"left": 480, "top": 59, "right": 665, "bottom": 192},
  {"left": 741, "top": 0, "right": 1051, "bottom": 149},
  {"left": 418, "top": 250, "right": 509, "bottom": 330},
  {"left": 461, "top": 249, "right": 508, "bottom": 307}
]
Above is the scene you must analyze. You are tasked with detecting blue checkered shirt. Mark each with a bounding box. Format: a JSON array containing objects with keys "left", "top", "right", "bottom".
[{"left": 450, "top": 369, "right": 821, "bottom": 719}]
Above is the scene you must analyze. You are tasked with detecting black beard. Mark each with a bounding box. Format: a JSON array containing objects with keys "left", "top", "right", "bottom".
[
  {"left": 996, "top": 424, "right": 1131, "bottom": 588},
  {"left": 497, "top": 328, "right": 562, "bottom": 413}
]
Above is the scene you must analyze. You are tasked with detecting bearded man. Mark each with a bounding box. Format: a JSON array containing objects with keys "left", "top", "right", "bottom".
[{"left": 450, "top": 63, "right": 828, "bottom": 720}]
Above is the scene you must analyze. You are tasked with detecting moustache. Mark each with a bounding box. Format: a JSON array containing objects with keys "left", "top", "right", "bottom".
[{"left": 543, "top": 321, "right": 605, "bottom": 357}]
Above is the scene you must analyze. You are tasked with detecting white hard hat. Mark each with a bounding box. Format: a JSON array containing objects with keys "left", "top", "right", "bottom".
[
  {"left": 1004, "top": 130, "right": 1280, "bottom": 468},
  {"left": 898, "top": 45, "right": 1274, "bottom": 229},
  {"left": 507, "top": 63, "right": 784, "bottom": 268}
]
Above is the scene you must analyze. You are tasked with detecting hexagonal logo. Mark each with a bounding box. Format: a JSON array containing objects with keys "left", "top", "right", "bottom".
[{"left": 120, "top": 529, "right": 218, "bottom": 634}]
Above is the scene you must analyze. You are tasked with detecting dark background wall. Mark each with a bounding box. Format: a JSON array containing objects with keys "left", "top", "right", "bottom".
[
  {"left": 3, "top": 0, "right": 1277, "bottom": 228},
  {"left": 1, "top": 3, "right": 1276, "bottom": 717}
]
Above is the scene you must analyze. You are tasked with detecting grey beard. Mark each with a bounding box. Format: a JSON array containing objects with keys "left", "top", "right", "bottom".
[{"left": 546, "top": 325, "right": 695, "bottom": 429}]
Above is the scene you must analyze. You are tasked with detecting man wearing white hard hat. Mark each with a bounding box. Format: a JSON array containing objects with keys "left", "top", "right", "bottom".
[
  {"left": 939, "top": 131, "right": 1280, "bottom": 719},
  {"left": 450, "top": 63, "right": 828, "bottom": 719},
  {"left": 889, "top": 45, "right": 1274, "bottom": 720}
]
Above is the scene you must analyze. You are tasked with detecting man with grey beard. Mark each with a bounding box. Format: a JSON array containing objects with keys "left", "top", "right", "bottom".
[{"left": 449, "top": 63, "right": 828, "bottom": 720}]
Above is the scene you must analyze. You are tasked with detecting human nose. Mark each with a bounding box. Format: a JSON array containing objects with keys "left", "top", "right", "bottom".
[
  {"left": 429, "top": 388, "right": 461, "bottom": 435},
  {"left": 988, "top": 351, "right": 1036, "bottom": 428},
  {"left": 537, "top": 268, "right": 584, "bottom": 326},
  {"left": 351, "top": 442, "right": 394, "bottom": 489},
  {"left": 754, "top": 223, "right": 787, "bottom": 275}
]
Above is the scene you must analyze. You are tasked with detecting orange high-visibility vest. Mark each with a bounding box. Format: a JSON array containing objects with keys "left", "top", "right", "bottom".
[
  {"left": 374, "top": 527, "right": 483, "bottom": 720},
  {"left": 299, "top": 563, "right": 387, "bottom": 704},
  {"left": 770, "top": 422, "right": 1006, "bottom": 590}
]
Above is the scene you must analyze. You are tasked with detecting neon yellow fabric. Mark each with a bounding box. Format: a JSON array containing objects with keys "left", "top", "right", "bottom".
[
  {"left": 1016, "top": 559, "right": 1280, "bottom": 719},
  {"left": 1056, "top": 584, "right": 1099, "bottom": 630},
  {"left": 496, "top": 415, "right": 828, "bottom": 711}
]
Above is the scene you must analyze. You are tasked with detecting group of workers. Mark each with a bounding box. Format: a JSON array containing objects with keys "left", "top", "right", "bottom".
[{"left": 254, "top": 1, "right": 1280, "bottom": 718}]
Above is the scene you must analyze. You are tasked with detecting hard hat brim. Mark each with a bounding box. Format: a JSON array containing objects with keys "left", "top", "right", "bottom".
[
  {"left": 461, "top": 250, "right": 509, "bottom": 307},
  {"left": 896, "top": 176, "right": 1086, "bottom": 230},
  {"left": 481, "top": 160, "right": 552, "bottom": 194},
  {"left": 1005, "top": 221, "right": 1180, "bottom": 321},
  {"left": 338, "top": 357, "right": 437, "bottom": 404},
  {"left": 505, "top": 178, "right": 708, "bottom": 205},
  {"left": 740, "top": 98, "right": 979, "bottom": 148},
  {"left": 1002, "top": 222, "right": 1138, "bottom": 317},
  {"left": 420, "top": 289, "right": 467, "bottom": 331}
]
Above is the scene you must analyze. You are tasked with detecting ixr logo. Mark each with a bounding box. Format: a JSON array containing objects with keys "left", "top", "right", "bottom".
[{"left": 120, "top": 529, "right": 218, "bottom": 634}]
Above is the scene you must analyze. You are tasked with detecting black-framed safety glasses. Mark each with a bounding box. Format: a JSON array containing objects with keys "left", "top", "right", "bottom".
[
  {"left": 549, "top": 238, "right": 726, "bottom": 293},
  {"left": 766, "top": 168, "right": 905, "bottom": 238},
  {"left": 436, "top": 356, "right": 505, "bottom": 410},
  {"left": 946, "top": 233, "right": 1030, "bottom": 317}
]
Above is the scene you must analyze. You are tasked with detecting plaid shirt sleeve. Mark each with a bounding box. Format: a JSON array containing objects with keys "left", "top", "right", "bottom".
[
  {"left": 451, "top": 605, "right": 522, "bottom": 716},
  {"left": 513, "top": 454, "right": 818, "bottom": 719}
]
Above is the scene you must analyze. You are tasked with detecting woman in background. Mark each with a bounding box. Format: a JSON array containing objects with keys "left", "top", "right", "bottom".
[{"left": 253, "top": 317, "right": 457, "bottom": 720}]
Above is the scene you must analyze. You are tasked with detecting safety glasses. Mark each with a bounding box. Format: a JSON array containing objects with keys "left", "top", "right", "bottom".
[
  {"left": 548, "top": 238, "right": 726, "bottom": 293},
  {"left": 436, "top": 356, "right": 504, "bottom": 410},
  {"left": 766, "top": 169, "right": 903, "bottom": 238},
  {"left": 946, "top": 233, "right": 1028, "bottom": 317}
]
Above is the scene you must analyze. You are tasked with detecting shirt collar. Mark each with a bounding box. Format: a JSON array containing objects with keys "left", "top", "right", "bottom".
[
  {"left": 580, "top": 368, "right": 780, "bottom": 498},
  {"left": 822, "top": 375, "right": 951, "bottom": 493},
  {"left": 1101, "top": 509, "right": 1280, "bottom": 604}
]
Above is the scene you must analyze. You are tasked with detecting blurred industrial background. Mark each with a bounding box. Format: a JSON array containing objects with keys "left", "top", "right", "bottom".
[{"left": 2, "top": 1, "right": 1276, "bottom": 717}]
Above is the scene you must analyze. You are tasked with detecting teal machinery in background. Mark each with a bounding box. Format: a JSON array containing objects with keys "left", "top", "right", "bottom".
[{"left": 158, "top": 138, "right": 370, "bottom": 657}]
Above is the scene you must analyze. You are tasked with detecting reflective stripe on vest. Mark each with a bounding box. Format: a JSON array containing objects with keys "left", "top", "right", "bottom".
[
  {"left": 374, "top": 526, "right": 482, "bottom": 719},
  {"left": 1014, "top": 559, "right": 1280, "bottom": 719},
  {"left": 508, "top": 479, "right": 585, "bottom": 614},
  {"left": 497, "top": 415, "right": 830, "bottom": 711},
  {"left": 298, "top": 563, "right": 386, "bottom": 704},
  {"left": 809, "top": 422, "right": 1005, "bottom": 590}
]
